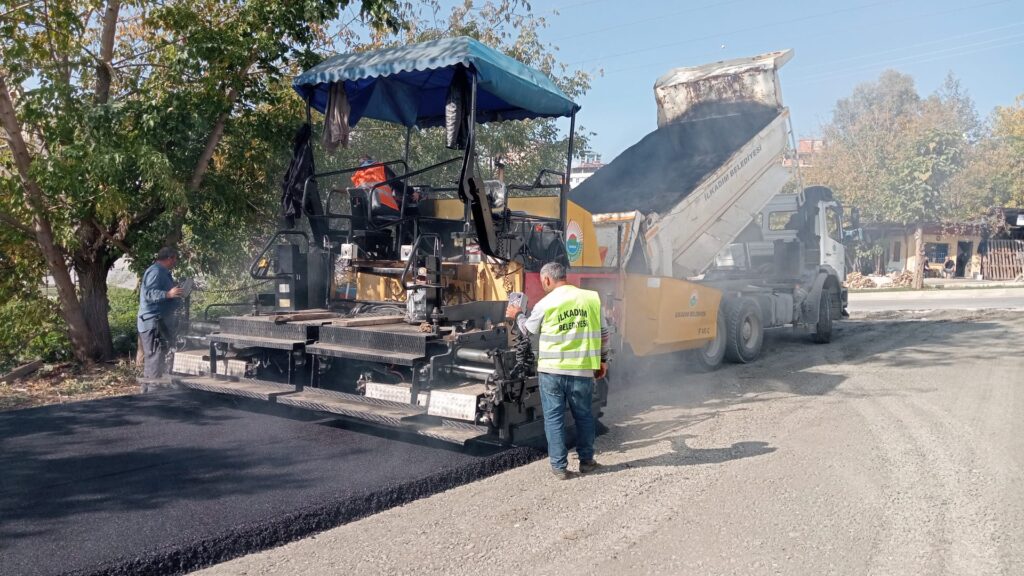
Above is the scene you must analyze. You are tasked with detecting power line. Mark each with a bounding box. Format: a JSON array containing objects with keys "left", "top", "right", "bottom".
[
  {"left": 789, "top": 34, "right": 1024, "bottom": 87},
  {"left": 595, "top": 0, "right": 1014, "bottom": 76},
  {"left": 550, "top": 0, "right": 753, "bottom": 42},
  {"left": 794, "top": 20, "right": 1024, "bottom": 73},
  {"left": 548, "top": 0, "right": 619, "bottom": 12},
  {"left": 567, "top": 0, "right": 909, "bottom": 67}
]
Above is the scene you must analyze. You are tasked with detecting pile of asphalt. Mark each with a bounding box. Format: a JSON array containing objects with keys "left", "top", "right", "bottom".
[
  {"left": 0, "top": 390, "right": 540, "bottom": 576},
  {"left": 569, "top": 101, "right": 779, "bottom": 215}
]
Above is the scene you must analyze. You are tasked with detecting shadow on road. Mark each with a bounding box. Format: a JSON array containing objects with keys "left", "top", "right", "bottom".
[{"left": 587, "top": 436, "right": 776, "bottom": 475}]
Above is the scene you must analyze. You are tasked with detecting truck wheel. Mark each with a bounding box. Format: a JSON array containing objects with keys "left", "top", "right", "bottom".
[
  {"left": 725, "top": 298, "right": 763, "bottom": 363},
  {"left": 687, "top": 310, "right": 727, "bottom": 372},
  {"left": 812, "top": 290, "right": 833, "bottom": 343}
]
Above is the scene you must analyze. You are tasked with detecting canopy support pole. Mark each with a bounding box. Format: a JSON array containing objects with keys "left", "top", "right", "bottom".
[
  {"left": 395, "top": 126, "right": 414, "bottom": 255},
  {"left": 560, "top": 110, "right": 576, "bottom": 237},
  {"left": 463, "top": 72, "right": 478, "bottom": 232},
  {"left": 403, "top": 126, "right": 412, "bottom": 167}
]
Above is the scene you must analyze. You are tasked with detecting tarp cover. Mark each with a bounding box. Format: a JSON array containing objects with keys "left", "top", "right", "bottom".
[{"left": 293, "top": 36, "right": 579, "bottom": 128}]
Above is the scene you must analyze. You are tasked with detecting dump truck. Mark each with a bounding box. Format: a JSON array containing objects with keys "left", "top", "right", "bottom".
[
  {"left": 166, "top": 42, "right": 846, "bottom": 446},
  {"left": 571, "top": 49, "right": 848, "bottom": 371}
]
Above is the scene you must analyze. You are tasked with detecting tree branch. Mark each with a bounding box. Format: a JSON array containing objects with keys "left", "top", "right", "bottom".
[
  {"left": 0, "top": 210, "right": 33, "bottom": 237},
  {"left": 95, "top": 0, "right": 121, "bottom": 104},
  {"left": 163, "top": 82, "right": 242, "bottom": 248},
  {"left": 188, "top": 85, "right": 238, "bottom": 192},
  {"left": 88, "top": 216, "right": 131, "bottom": 254},
  {"left": 0, "top": 75, "right": 48, "bottom": 216}
]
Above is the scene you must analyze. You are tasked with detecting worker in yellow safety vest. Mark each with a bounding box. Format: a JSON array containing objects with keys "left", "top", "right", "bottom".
[{"left": 506, "top": 261, "right": 609, "bottom": 480}]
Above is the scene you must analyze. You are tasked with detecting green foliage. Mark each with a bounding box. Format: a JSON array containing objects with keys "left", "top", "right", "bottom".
[
  {"left": 808, "top": 72, "right": 1022, "bottom": 227},
  {"left": 988, "top": 94, "right": 1024, "bottom": 208},
  {"left": 882, "top": 127, "right": 965, "bottom": 226},
  {"left": 1, "top": 0, "right": 589, "bottom": 364},
  {"left": 107, "top": 287, "right": 139, "bottom": 355},
  {"left": 0, "top": 0, "right": 406, "bottom": 362},
  {"left": 0, "top": 295, "right": 72, "bottom": 372}
]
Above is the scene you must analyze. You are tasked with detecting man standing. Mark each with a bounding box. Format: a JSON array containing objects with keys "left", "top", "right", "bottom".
[
  {"left": 507, "top": 261, "right": 608, "bottom": 480},
  {"left": 138, "top": 247, "right": 183, "bottom": 380}
]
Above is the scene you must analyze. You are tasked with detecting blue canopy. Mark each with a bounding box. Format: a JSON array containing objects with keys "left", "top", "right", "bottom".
[{"left": 293, "top": 36, "right": 579, "bottom": 128}]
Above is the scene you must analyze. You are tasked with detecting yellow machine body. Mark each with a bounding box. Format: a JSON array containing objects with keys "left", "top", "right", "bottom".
[
  {"left": 422, "top": 197, "right": 604, "bottom": 268},
  {"left": 334, "top": 261, "right": 524, "bottom": 305},
  {"left": 344, "top": 196, "right": 722, "bottom": 357},
  {"left": 620, "top": 275, "right": 721, "bottom": 356}
]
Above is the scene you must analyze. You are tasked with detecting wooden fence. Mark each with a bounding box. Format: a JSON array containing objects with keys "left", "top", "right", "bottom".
[{"left": 985, "top": 239, "right": 1024, "bottom": 281}]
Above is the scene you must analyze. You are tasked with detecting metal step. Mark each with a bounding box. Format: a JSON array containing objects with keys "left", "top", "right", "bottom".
[
  {"left": 413, "top": 423, "right": 489, "bottom": 445},
  {"left": 364, "top": 381, "right": 429, "bottom": 406},
  {"left": 276, "top": 387, "right": 426, "bottom": 427},
  {"left": 427, "top": 384, "right": 487, "bottom": 421},
  {"left": 209, "top": 333, "right": 306, "bottom": 351},
  {"left": 175, "top": 376, "right": 294, "bottom": 401},
  {"left": 172, "top": 350, "right": 246, "bottom": 378},
  {"left": 170, "top": 377, "right": 490, "bottom": 446},
  {"left": 307, "top": 341, "right": 423, "bottom": 366}
]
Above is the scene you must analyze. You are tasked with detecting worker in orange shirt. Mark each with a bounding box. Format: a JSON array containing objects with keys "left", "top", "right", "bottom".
[{"left": 352, "top": 156, "right": 416, "bottom": 211}]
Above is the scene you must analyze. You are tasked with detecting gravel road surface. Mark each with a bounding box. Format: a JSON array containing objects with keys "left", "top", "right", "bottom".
[
  {"left": 197, "top": 309, "right": 1024, "bottom": 576},
  {"left": 0, "top": 391, "right": 536, "bottom": 576},
  {"left": 849, "top": 287, "right": 1024, "bottom": 312}
]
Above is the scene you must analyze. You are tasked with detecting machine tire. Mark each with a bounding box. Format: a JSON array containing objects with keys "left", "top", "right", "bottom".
[
  {"left": 725, "top": 297, "right": 763, "bottom": 363},
  {"left": 812, "top": 289, "right": 834, "bottom": 344},
  {"left": 687, "top": 308, "right": 727, "bottom": 372}
]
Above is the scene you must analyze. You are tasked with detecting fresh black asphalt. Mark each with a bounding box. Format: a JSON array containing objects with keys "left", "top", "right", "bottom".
[{"left": 0, "top": 390, "right": 540, "bottom": 576}]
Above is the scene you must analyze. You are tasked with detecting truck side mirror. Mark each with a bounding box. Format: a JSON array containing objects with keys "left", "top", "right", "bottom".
[{"left": 848, "top": 207, "right": 861, "bottom": 230}]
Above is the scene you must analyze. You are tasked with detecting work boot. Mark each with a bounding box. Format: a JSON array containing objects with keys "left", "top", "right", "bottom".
[
  {"left": 551, "top": 467, "right": 578, "bottom": 480},
  {"left": 579, "top": 459, "right": 602, "bottom": 473}
]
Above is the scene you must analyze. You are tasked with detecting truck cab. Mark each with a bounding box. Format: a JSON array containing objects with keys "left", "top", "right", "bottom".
[{"left": 717, "top": 189, "right": 847, "bottom": 285}]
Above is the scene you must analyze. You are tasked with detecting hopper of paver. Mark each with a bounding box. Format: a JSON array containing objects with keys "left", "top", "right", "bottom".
[{"left": 571, "top": 49, "right": 795, "bottom": 279}]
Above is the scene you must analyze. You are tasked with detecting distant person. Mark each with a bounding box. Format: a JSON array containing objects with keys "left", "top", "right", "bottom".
[
  {"left": 943, "top": 256, "right": 955, "bottom": 278},
  {"left": 137, "top": 247, "right": 183, "bottom": 380},
  {"left": 506, "top": 261, "right": 609, "bottom": 480}
]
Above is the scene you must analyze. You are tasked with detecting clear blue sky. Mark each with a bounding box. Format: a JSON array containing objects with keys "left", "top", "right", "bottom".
[{"left": 525, "top": 0, "right": 1023, "bottom": 160}]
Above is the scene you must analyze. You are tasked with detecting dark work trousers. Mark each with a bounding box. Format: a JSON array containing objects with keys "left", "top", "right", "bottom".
[{"left": 140, "top": 320, "right": 175, "bottom": 379}]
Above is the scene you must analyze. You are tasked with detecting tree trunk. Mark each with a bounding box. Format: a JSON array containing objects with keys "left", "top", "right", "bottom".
[
  {"left": 912, "top": 225, "right": 925, "bottom": 290},
  {"left": 74, "top": 254, "right": 116, "bottom": 361},
  {"left": 0, "top": 73, "right": 101, "bottom": 363},
  {"left": 39, "top": 232, "right": 101, "bottom": 362}
]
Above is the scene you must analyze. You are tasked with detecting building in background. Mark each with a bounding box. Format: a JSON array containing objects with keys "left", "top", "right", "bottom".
[
  {"left": 783, "top": 139, "right": 824, "bottom": 168},
  {"left": 569, "top": 154, "right": 604, "bottom": 189},
  {"left": 860, "top": 211, "right": 1023, "bottom": 280}
]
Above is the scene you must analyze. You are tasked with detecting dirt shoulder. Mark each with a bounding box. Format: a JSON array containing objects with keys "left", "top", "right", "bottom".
[{"left": 0, "top": 361, "right": 139, "bottom": 412}]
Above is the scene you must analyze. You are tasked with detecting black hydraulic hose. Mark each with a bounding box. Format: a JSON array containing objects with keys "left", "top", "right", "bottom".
[{"left": 511, "top": 322, "right": 535, "bottom": 380}]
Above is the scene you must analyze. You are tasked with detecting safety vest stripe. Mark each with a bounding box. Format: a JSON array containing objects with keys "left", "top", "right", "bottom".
[
  {"left": 538, "top": 330, "right": 602, "bottom": 343},
  {"left": 538, "top": 349, "right": 601, "bottom": 360}
]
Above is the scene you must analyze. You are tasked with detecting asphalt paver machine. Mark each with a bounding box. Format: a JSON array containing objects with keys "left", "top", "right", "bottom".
[{"left": 170, "top": 37, "right": 609, "bottom": 446}]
